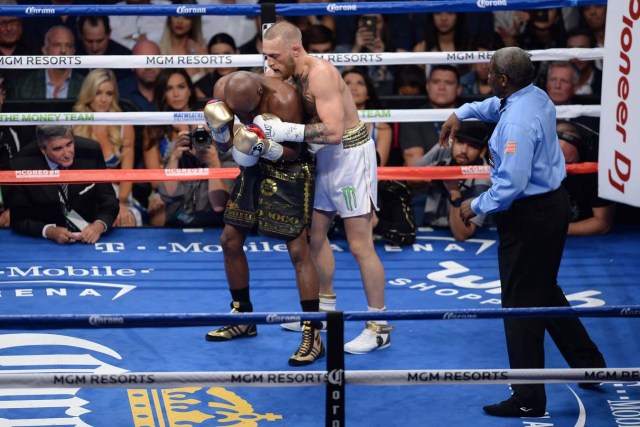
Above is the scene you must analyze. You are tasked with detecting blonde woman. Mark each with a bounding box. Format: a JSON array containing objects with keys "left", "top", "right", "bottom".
[
  {"left": 159, "top": 13, "right": 207, "bottom": 82},
  {"left": 72, "top": 68, "right": 138, "bottom": 227}
]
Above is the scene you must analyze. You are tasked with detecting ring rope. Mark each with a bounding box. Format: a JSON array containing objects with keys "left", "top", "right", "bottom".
[
  {"left": 0, "top": 163, "right": 599, "bottom": 185},
  {"left": 0, "top": 105, "right": 601, "bottom": 126},
  {"left": 0, "top": 367, "right": 634, "bottom": 389},
  {"left": 0, "top": 48, "right": 603, "bottom": 70},
  {"left": 0, "top": 0, "right": 609, "bottom": 18},
  {"left": 0, "top": 305, "right": 636, "bottom": 329}
]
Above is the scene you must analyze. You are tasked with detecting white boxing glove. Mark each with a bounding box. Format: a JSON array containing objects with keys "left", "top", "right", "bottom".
[
  {"left": 233, "top": 124, "right": 283, "bottom": 162},
  {"left": 253, "top": 113, "right": 305, "bottom": 143},
  {"left": 232, "top": 146, "right": 259, "bottom": 167},
  {"left": 203, "top": 99, "right": 234, "bottom": 150}
]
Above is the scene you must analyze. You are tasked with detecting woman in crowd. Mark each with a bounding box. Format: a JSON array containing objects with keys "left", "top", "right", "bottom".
[
  {"left": 142, "top": 68, "right": 199, "bottom": 226},
  {"left": 72, "top": 68, "right": 141, "bottom": 227},
  {"left": 342, "top": 67, "right": 393, "bottom": 166},
  {"left": 158, "top": 13, "right": 207, "bottom": 82}
]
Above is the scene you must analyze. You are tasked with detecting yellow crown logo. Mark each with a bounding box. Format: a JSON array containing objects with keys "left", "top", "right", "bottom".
[{"left": 128, "top": 387, "right": 282, "bottom": 426}]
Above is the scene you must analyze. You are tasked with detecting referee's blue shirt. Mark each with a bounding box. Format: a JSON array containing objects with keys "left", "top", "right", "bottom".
[{"left": 454, "top": 84, "right": 566, "bottom": 215}]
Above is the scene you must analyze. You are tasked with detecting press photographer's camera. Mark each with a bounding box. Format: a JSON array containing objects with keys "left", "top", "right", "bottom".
[{"left": 190, "top": 125, "right": 212, "bottom": 150}]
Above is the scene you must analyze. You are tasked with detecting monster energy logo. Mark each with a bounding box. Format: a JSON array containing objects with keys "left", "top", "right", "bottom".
[{"left": 342, "top": 186, "right": 357, "bottom": 211}]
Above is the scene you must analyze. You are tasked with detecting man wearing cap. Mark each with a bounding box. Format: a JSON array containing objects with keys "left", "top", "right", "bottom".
[{"left": 415, "top": 121, "right": 492, "bottom": 241}]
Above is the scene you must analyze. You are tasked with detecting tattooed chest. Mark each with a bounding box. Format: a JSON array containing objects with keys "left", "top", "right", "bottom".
[{"left": 295, "top": 77, "right": 320, "bottom": 123}]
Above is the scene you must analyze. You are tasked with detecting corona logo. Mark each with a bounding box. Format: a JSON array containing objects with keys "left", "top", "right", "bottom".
[
  {"left": 476, "top": 0, "right": 508, "bottom": 8},
  {"left": 25, "top": 6, "right": 56, "bottom": 14},
  {"left": 176, "top": 5, "right": 206, "bottom": 14},
  {"left": 326, "top": 3, "right": 357, "bottom": 13},
  {"left": 128, "top": 387, "right": 282, "bottom": 426}
]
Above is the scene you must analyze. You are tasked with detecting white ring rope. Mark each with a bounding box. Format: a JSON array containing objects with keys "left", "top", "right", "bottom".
[
  {"left": 0, "top": 367, "right": 635, "bottom": 389},
  {"left": 0, "top": 105, "right": 600, "bottom": 126},
  {"left": 0, "top": 48, "right": 603, "bottom": 70}
]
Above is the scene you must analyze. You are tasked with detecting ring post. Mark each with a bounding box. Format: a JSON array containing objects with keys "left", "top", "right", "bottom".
[{"left": 326, "top": 311, "right": 345, "bottom": 427}]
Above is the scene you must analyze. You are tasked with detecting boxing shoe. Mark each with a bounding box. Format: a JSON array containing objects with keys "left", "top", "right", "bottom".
[
  {"left": 288, "top": 321, "right": 325, "bottom": 366},
  {"left": 344, "top": 321, "right": 394, "bottom": 354},
  {"left": 483, "top": 395, "right": 546, "bottom": 418},
  {"left": 205, "top": 308, "right": 257, "bottom": 341}
]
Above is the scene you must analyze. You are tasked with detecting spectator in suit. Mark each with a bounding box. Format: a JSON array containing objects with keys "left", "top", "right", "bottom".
[
  {"left": 9, "top": 25, "right": 84, "bottom": 100},
  {"left": 9, "top": 125, "right": 119, "bottom": 244},
  {"left": 76, "top": 16, "right": 133, "bottom": 81}
]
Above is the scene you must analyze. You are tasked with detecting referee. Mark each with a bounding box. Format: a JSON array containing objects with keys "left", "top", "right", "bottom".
[{"left": 439, "top": 47, "right": 606, "bottom": 418}]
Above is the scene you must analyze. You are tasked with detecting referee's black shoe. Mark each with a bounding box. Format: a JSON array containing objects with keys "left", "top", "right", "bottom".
[{"left": 483, "top": 395, "right": 545, "bottom": 418}]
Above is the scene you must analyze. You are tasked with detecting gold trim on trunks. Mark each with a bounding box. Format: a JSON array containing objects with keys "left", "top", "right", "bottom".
[{"left": 342, "top": 122, "right": 369, "bottom": 149}]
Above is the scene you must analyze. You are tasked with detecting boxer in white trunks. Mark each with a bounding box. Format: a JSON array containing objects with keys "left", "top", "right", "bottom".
[{"left": 254, "top": 21, "right": 393, "bottom": 354}]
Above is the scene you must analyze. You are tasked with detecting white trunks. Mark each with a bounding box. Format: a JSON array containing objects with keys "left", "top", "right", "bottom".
[{"left": 313, "top": 122, "right": 378, "bottom": 218}]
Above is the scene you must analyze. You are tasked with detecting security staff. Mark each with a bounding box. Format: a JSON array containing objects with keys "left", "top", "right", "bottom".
[{"left": 439, "top": 47, "right": 606, "bottom": 418}]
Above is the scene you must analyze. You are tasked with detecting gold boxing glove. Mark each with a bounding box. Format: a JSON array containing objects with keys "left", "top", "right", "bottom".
[
  {"left": 233, "top": 124, "right": 283, "bottom": 162},
  {"left": 204, "top": 99, "right": 234, "bottom": 150}
]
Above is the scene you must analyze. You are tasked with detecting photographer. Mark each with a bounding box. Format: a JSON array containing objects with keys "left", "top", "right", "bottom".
[{"left": 157, "top": 126, "right": 229, "bottom": 228}]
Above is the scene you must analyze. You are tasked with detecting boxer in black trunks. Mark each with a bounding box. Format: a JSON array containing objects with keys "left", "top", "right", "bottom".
[{"left": 203, "top": 71, "right": 324, "bottom": 367}]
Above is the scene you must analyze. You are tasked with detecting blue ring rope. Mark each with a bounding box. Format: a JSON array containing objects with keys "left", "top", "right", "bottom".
[
  {"left": 0, "top": 0, "right": 608, "bottom": 18},
  {"left": 0, "top": 306, "right": 637, "bottom": 329}
]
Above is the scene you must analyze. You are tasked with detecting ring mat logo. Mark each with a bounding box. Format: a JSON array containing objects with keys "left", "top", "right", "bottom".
[{"left": 128, "top": 387, "right": 282, "bottom": 426}]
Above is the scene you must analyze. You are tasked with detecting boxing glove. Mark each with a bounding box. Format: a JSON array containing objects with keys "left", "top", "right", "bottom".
[
  {"left": 204, "top": 99, "right": 234, "bottom": 150},
  {"left": 253, "top": 113, "right": 305, "bottom": 143},
  {"left": 233, "top": 124, "right": 283, "bottom": 162},
  {"left": 231, "top": 146, "right": 259, "bottom": 167}
]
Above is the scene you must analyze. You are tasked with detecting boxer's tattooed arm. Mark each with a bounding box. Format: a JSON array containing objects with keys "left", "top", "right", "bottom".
[{"left": 304, "top": 123, "right": 329, "bottom": 144}]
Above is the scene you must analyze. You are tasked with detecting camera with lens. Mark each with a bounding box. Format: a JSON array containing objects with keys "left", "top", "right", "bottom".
[{"left": 190, "top": 125, "right": 212, "bottom": 150}]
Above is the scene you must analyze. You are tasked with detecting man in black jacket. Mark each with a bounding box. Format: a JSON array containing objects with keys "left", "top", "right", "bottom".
[{"left": 9, "top": 125, "right": 119, "bottom": 244}]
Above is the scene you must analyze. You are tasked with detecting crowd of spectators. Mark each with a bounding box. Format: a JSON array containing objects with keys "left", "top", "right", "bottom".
[{"left": 1, "top": 1, "right": 637, "bottom": 239}]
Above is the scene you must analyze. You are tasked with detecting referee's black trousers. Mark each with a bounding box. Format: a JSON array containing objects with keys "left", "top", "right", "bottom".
[{"left": 497, "top": 187, "right": 605, "bottom": 409}]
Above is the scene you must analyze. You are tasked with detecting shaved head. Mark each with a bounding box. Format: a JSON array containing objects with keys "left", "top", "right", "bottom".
[
  {"left": 264, "top": 21, "right": 302, "bottom": 45},
  {"left": 224, "top": 71, "right": 262, "bottom": 113}
]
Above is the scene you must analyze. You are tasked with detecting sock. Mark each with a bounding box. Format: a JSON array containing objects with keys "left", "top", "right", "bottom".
[
  {"left": 368, "top": 305, "right": 387, "bottom": 325},
  {"left": 230, "top": 287, "right": 253, "bottom": 312},
  {"left": 319, "top": 293, "right": 336, "bottom": 312},
  {"left": 301, "top": 299, "right": 322, "bottom": 329}
]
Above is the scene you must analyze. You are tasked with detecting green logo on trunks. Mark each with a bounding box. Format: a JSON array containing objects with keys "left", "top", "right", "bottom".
[{"left": 342, "top": 186, "right": 357, "bottom": 211}]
